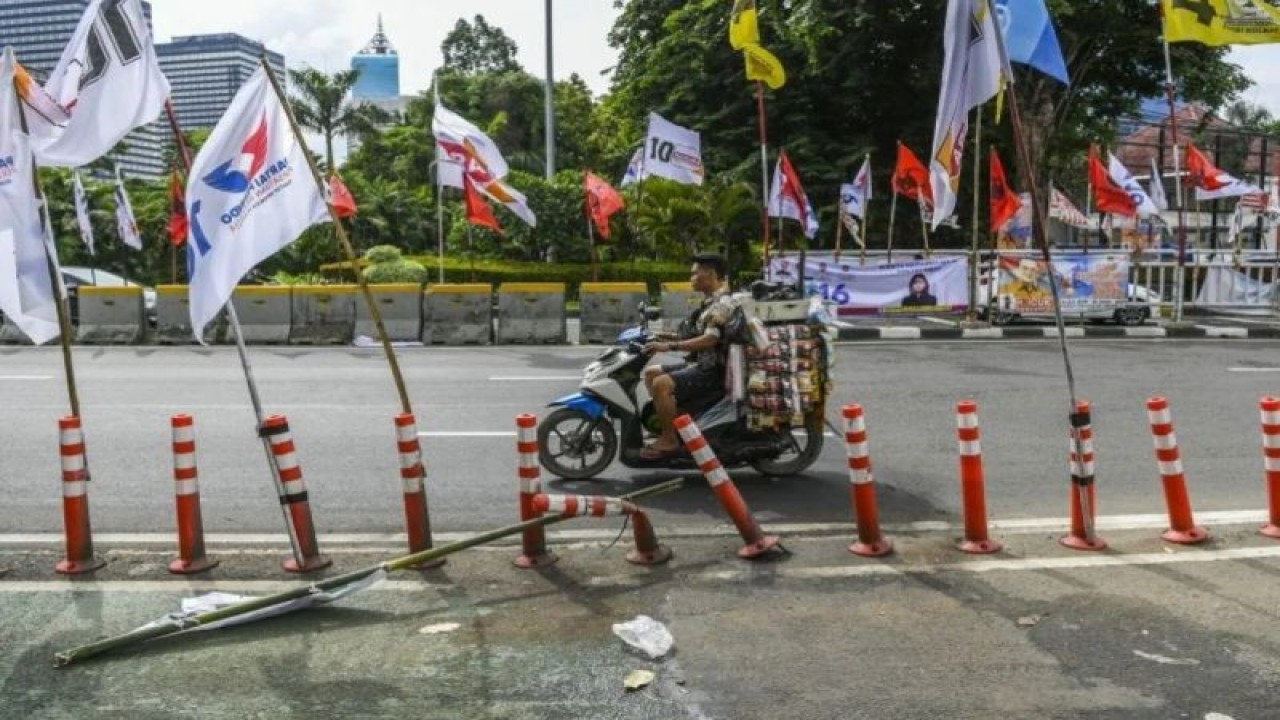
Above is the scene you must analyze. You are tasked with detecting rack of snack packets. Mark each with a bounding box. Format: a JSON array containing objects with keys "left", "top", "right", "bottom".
[{"left": 737, "top": 297, "right": 835, "bottom": 432}]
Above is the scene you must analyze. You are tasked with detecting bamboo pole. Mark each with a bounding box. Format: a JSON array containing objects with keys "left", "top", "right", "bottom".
[
  {"left": 54, "top": 477, "right": 687, "bottom": 667},
  {"left": 756, "top": 81, "right": 771, "bottom": 272}
]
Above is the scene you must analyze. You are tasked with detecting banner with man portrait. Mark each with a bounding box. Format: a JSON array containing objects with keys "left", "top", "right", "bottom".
[
  {"left": 768, "top": 255, "right": 969, "bottom": 315},
  {"left": 994, "top": 252, "right": 1130, "bottom": 315}
]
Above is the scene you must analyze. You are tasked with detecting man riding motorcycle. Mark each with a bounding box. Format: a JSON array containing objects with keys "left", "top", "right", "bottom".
[{"left": 639, "top": 252, "right": 738, "bottom": 459}]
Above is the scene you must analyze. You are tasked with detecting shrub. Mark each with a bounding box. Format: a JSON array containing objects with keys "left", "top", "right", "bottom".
[{"left": 364, "top": 244, "right": 428, "bottom": 284}]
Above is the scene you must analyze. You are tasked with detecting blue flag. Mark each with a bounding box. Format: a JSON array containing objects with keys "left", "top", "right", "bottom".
[{"left": 995, "top": 0, "right": 1069, "bottom": 85}]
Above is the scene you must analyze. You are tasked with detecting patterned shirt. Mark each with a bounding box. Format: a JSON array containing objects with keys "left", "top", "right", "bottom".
[{"left": 687, "top": 288, "right": 736, "bottom": 369}]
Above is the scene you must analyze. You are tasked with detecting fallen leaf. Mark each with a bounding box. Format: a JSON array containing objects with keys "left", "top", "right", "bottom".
[{"left": 624, "top": 669, "right": 655, "bottom": 692}]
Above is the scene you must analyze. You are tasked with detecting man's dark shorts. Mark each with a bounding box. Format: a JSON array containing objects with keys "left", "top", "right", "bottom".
[{"left": 660, "top": 362, "right": 723, "bottom": 403}]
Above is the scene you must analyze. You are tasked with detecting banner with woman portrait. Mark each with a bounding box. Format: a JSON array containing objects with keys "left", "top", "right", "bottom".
[{"left": 768, "top": 255, "right": 969, "bottom": 315}]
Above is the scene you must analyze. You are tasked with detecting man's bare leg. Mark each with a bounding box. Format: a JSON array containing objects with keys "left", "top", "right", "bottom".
[{"left": 646, "top": 374, "right": 680, "bottom": 453}]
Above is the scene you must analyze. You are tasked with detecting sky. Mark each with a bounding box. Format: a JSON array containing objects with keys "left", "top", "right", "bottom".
[{"left": 146, "top": 0, "right": 1280, "bottom": 115}]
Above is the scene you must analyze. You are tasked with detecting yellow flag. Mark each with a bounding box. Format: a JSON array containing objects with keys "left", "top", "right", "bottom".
[
  {"left": 743, "top": 43, "right": 786, "bottom": 90},
  {"left": 729, "top": 0, "right": 759, "bottom": 50},
  {"left": 1161, "top": 0, "right": 1280, "bottom": 46}
]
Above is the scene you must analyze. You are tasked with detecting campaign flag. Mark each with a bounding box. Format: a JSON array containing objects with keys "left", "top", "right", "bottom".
[
  {"left": 1185, "top": 142, "right": 1263, "bottom": 200},
  {"left": 994, "top": 0, "right": 1069, "bottom": 84},
  {"left": 841, "top": 157, "right": 872, "bottom": 220},
  {"left": 1160, "top": 0, "right": 1280, "bottom": 46},
  {"left": 463, "top": 172, "right": 502, "bottom": 234},
  {"left": 929, "top": 0, "right": 1009, "bottom": 230},
  {"left": 12, "top": 60, "right": 70, "bottom": 130},
  {"left": 72, "top": 170, "right": 96, "bottom": 254},
  {"left": 742, "top": 43, "right": 786, "bottom": 89},
  {"left": 1088, "top": 145, "right": 1137, "bottom": 217},
  {"left": 0, "top": 50, "right": 60, "bottom": 345},
  {"left": 620, "top": 147, "right": 644, "bottom": 187},
  {"left": 32, "top": 0, "right": 171, "bottom": 167},
  {"left": 729, "top": 0, "right": 760, "bottom": 50},
  {"left": 893, "top": 141, "right": 933, "bottom": 205},
  {"left": 1107, "top": 151, "right": 1160, "bottom": 218},
  {"left": 1049, "top": 184, "right": 1091, "bottom": 228},
  {"left": 185, "top": 66, "right": 329, "bottom": 339},
  {"left": 113, "top": 165, "right": 142, "bottom": 250},
  {"left": 432, "top": 99, "right": 510, "bottom": 190},
  {"left": 1147, "top": 157, "right": 1169, "bottom": 212},
  {"left": 768, "top": 151, "right": 817, "bottom": 239},
  {"left": 989, "top": 149, "right": 1022, "bottom": 232},
  {"left": 477, "top": 178, "right": 536, "bottom": 227},
  {"left": 584, "top": 171, "right": 625, "bottom": 239},
  {"left": 639, "top": 113, "right": 705, "bottom": 186},
  {"left": 167, "top": 169, "right": 188, "bottom": 246},
  {"left": 327, "top": 173, "right": 357, "bottom": 218}
]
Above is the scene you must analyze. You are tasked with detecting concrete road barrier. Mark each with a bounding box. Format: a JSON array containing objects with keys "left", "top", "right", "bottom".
[
  {"left": 228, "top": 286, "right": 291, "bottom": 344},
  {"left": 423, "top": 284, "right": 493, "bottom": 345},
  {"left": 154, "top": 285, "right": 218, "bottom": 344},
  {"left": 661, "top": 282, "right": 701, "bottom": 334},
  {"left": 354, "top": 284, "right": 423, "bottom": 342},
  {"left": 0, "top": 314, "right": 34, "bottom": 345},
  {"left": 290, "top": 285, "right": 358, "bottom": 345},
  {"left": 75, "top": 286, "right": 145, "bottom": 344},
  {"left": 495, "top": 282, "right": 566, "bottom": 345},
  {"left": 579, "top": 282, "right": 647, "bottom": 344}
]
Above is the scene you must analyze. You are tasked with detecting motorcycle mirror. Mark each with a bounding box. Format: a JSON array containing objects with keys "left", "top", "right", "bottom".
[{"left": 638, "top": 302, "right": 661, "bottom": 321}]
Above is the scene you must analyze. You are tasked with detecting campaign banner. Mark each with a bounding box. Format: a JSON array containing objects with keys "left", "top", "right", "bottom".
[
  {"left": 768, "top": 255, "right": 969, "bottom": 315},
  {"left": 995, "top": 252, "right": 1129, "bottom": 315}
]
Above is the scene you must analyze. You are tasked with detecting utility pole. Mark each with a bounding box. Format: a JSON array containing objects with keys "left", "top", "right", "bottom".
[{"left": 544, "top": 0, "right": 556, "bottom": 179}]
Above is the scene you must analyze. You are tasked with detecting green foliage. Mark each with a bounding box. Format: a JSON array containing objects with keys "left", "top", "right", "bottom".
[
  {"left": 269, "top": 271, "right": 328, "bottom": 285},
  {"left": 289, "top": 67, "right": 391, "bottom": 171},
  {"left": 442, "top": 15, "right": 522, "bottom": 74},
  {"left": 362, "top": 244, "right": 428, "bottom": 284}
]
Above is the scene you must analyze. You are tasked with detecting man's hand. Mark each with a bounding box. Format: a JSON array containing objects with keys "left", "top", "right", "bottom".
[{"left": 642, "top": 340, "right": 673, "bottom": 355}]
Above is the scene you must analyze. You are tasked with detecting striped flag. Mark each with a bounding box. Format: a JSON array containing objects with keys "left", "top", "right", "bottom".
[{"left": 1048, "top": 185, "right": 1090, "bottom": 228}]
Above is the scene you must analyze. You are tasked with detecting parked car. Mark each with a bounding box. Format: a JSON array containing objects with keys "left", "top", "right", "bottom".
[{"left": 61, "top": 266, "right": 157, "bottom": 327}]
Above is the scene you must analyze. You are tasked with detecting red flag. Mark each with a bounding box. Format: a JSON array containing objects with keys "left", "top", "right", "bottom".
[
  {"left": 989, "top": 149, "right": 1021, "bottom": 233},
  {"left": 893, "top": 141, "right": 933, "bottom": 206},
  {"left": 1184, "top": 143, "right": 1227, "bottom": 191},
  {"left": 463, "top": 173, "right": 502, "bottom": 234},
  {"left": 584, "top": 171, "right": 625, "bottom": 239},
  {"left": 328, "top": 173, "right": 358, "bottom": 218},
  {"left": 1088, "top": 144, "right": 1136, "bottom": 217},
  {"left": 776, "top": 150, "right": 810, "bottom": 229},
  {"left": 167, "top": 169, "right": 188, "bottom": 247}
]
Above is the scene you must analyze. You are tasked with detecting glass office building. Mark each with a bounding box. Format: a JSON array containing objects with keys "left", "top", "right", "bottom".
[
  {"left": 351, "top": 16, "right": 399, "bottom": 100},
  {"left": 157, "top": 34, "right": 286, "bottom": 132}
]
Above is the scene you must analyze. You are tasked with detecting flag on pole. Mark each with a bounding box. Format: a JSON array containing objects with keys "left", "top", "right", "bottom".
[
  {"left": 768, "top": 151, "right": 818, "bottom": 239},
  {"left": 1088, "top": 145, "right": 1137, "bottom": 217},
  {"left": 31, "top": 0, "right": 171, "bottom": 167},
  {"left": 994, "top": 0, "right": 1069, "bottom": 83},
  {"left": 113, "top": 165, "right": 142, "bottom": 250},
  {"left": 167, "top": 169, "right": 188, "bottom": 247},
  {"left": 72, "top": 170, "right": 96, "bottom": 255},
  {"left": 743, "top": 43, "right": 787, "bottom": 89},
  {"left": 1160, "top": 0, "right": 1280, "bottom": 46},
  {"left": 327, "top": 173, "right": 357, "bottom": 218},
  {"left": 185, "top": 66, "right": 329, "bottom": 340},
  {"left": 1049, "top": 185, "right": 1090, "bottom": 228},
  {"left": 432, "top": 98, "right": 510, "bottom": 189},
  {"left": 989, "top": 149, "right": 1022, "bottom": 232},
  {"left": 584, "top": 171, "right": 625, "bottom": 239},
  {"left": 463, "top": 172, "right": 502, "bottom": 234},
  {"left": 1185, "top": 142, "right": 1263, "bottom": 199},
  {"left": 1106, "top": 151, "right": 1160, "bottom": 217},
  {"left": 1147, "top": 157, "right": 1169, "bottom": 212},
  {"left": 729, "top": 0, "right": 760, "bottom": 50},
  {"left": 477, "top": 179, "right": 536, "bottom": 227},
  {"left": 893, "top": 141, "right": 934, "bottom": 205},
  {"left": 620, "top": 147, "right": 643, "bottom": 187},
  {"left": 637, "top": 113, "right": 705, "bottom": 186},
  {"left": 929, "top": 0, "right": 1008, "bottom": 231},
  {"left": 0, "top": 49, "right": 60, "bottom": 345},
  {"left": 840, "top": 157, "right": 872, "bottom": 220}
]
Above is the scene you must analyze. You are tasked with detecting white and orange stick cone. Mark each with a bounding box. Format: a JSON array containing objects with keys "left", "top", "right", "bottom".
[
  {"left": 843, "top": 405, "right": 893, "bottom": 557},
  {"left": 394, "top": 413, "right": 444, "bottom": 569},
  {"left": 1259, "top": 397, "right": 1280, "bottom": 539},
  {"left": 955, "top": 401, "right": 1000, "bottom": 554},
  {"left": 55, "top": 416, "right": 105, "bottom": 575},
  {"left": 533, "top": 493, "right": 672, "bottom": 565},
  {"left": 1146, "top": 397, "right": 1209, "bottom": 544},
  {"left": 675, "top": 414, "right": 781, "bottom": 559},
  {"left": 514, "top": 413, "right": 557, "bottom": 568},
  {"left": 168, "top": 415, "right": 218, "bottom": 574},
  {"left": 260, "top": 415, "right": 331, "bottom": 573},
  {"left": 1060, "top": 400, "right": 1106, "bottom": 551}
]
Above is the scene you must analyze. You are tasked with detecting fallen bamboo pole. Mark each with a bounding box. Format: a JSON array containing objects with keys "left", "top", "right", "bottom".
[{"left": 55, "top": 477, "right": 686, "bottom": 667}]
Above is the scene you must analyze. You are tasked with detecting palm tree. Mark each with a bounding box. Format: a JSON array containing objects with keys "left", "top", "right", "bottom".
[{"left": 288, "top": 67, "right": 390, "bottom": 171}]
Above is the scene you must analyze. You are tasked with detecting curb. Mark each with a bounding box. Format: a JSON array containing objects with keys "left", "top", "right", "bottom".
[{"left": 834, "top": 323, "right": 1280, "bottom": 341}]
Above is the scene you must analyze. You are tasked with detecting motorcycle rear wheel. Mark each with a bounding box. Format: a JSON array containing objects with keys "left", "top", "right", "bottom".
[
  {"left": 749, "top": 416, "right": 825, "bottom": 477},
  {"left": 537, "top": 407, "right": 618, "bottom": 480}
]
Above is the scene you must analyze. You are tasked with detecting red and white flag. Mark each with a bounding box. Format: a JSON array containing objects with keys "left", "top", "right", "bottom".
[
  {"left": 463, "top": 172, "right": 502, "bottom": 234},
  {"left": 1088, "top": 145, "right": 1136, "bottom": 217},
  {"left": 1185, "top": 143, "right": 1262, "bottom": 200},
  {"left": 767, "top": 150, "right": 818, "bottom": 239}
]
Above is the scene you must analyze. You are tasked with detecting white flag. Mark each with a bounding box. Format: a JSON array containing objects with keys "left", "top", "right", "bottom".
[
  {"left": 113, "top": 165, "right": 142, "bottom": 250},
  {"left": 929, "top": 0, "right": 1008, "bottom": 230},
  {"left": 841, "top": 157, "right": 872, "bottom": 220},
  {"left": 1107, "top": 152, "right": 1159, "bottom": 218},
  {"left": 0, "top": 50, "right": 61, "bottom": 345},
  {"left": 72, "top": 170, "right": 96, "bottom": 255},
  {"left": 186, "top": 67, "right": 328, "bottom": 340},
  {"left": 432, "top": 99, "right": 510, "bottom": 190},
  {"left": 1195, "top": 175, "right": 1263, "bottom": 202},
  {"left": 31, "top": 0, "right": 171, "bottom": 167},
  {"left": 638, "top": 113, "right": 704, "bottom": 186},
  {"left": 620, "top": 147, "right": 643, "bottom": 187},
  {"left": 1147, "top": 157, "right": 1168, "bottom": 212}
]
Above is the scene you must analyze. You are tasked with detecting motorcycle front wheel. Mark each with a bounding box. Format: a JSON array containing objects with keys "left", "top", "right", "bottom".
[
  {"left": 749, "top": 415, "right": 825, "bottom": 477},
  {"left": 537, "top": 407, "right": 618, "bottom": 480}
]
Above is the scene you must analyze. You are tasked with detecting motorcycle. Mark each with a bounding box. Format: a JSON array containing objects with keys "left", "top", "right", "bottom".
[{"left": 536, "top": 305, "right": 825, "bottom": 480}]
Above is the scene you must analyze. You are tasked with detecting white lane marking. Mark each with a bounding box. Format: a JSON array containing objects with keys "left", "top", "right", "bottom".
[
  {"left": 0, "top": 375, "right": 52, "bottom": 380},
  {"left": 1197, "top": 325, "right": 1248, "bottom": 338},
  {"left": 489, "top": 376, "right": 581, "bottom": 381},
  {"left": 1227, "top": 367, "right": 1280, "bottom": 373},
  {"left": 879, "top": 327, "right": 922, "bottom": 340},
  {"left": 418, "top": 431, "right": 517, "bottom": 438}
]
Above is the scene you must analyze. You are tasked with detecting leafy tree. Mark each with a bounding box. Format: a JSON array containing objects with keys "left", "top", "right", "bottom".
[
  {"left": 288, "top": 67, "right": 390, "bottom": 171},
  {"left": 441, "top": 15, "right": 522, "bottom": 75}
]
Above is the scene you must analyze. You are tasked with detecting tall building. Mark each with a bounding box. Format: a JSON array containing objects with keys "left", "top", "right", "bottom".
[
  {"left": 351, "top": 15, "right": 399, "bottom": 101},
  {"left": 156, "top": 33, "right": 286, "bottom": 131},
  {"left": 0, "top": 0, "right": 165, "bottom": 178}
]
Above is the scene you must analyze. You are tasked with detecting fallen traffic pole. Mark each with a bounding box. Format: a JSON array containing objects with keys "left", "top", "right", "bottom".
[
  {"left": 843, "top": 404, "right": 893, "bottom": 557},
  {"left": 55, "top": 416, "right": 105, "bottom": 575},
  {"left": 168, "top": 415, "right": 218, "bottom": 575},
  {"left": 955, "top": 401, "right": 1000, "bottom": 554},
  {"left": 531, "top": 493, "right": 672, "bottom": 566},
  {"left": 393, "top": 413, "right": 443, "bottom": 568},
  {"left": 53, "top": 477, "right": 685, "bottom": 667},
  {"left": 260, "top": 415, "right": 332, "bottom": 573},
  {"left": 1060, "top": 400, "right": 1106, "bottom": 551},
  {"left": 1145, "top": 397, "right": 1209, "bottom": 544},
  {"left": 1260, "top": 397, "right": 1280, "bottom": 539},
  {"left": 514, "top": 413, "right": 557, "bottom": 568},
  {"left": 675, "top": 414, "right": 782, "bottom": 559}
]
